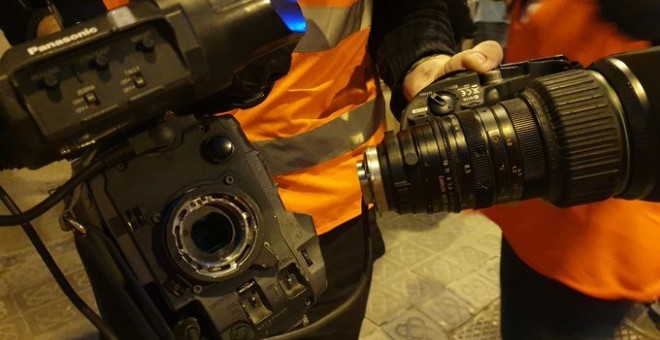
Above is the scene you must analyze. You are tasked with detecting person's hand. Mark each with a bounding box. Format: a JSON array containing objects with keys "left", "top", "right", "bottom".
[{"left": 402, "top": 40, "right": 504, "bottom": 100}]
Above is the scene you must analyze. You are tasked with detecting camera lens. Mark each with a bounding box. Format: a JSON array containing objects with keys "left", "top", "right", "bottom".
[
  {"left": 166, "top": 192, "right": 259, "bottom": 281},
  {"left": 359, "top": 69, "right": 629, "bottom": 214}
]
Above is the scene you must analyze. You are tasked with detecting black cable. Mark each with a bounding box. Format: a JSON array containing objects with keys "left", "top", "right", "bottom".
[
  {"left": 0, "top": 161, "right": 104, "bottom": 226},
  {"left": 264, "top": 203, "right": 374, "bottom": 340},
  {"left": 0, "top": 145, "right": 132, "bottom": 226},
  {"left": 0, "top": 185, "right": 118, "bottom": 340}
]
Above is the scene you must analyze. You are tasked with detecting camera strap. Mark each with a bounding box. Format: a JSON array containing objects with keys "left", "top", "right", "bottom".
[{"left": 74, "top": 224, "right": 176, "bottom": 340}]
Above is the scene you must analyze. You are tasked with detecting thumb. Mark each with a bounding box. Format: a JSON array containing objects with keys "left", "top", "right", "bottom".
[{"left": 443, "top": 40, "right": 504, "bottom": 74}]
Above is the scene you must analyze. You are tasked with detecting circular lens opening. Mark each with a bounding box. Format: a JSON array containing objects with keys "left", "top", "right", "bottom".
[{"left": 190, "top": 212, "right": 235, "bottom": 254}]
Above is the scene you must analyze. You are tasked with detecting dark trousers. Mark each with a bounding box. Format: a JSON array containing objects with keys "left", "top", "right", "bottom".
[
  {"left": 500, "top": 238, "right": 633, "bottom": 340},
  {"left": 304, "top": 209, "right": 385, "bottom": 340}
]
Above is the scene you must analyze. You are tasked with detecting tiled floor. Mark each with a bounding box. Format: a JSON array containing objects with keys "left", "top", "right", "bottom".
[
  {"left": 360, "top": 211, "right": 503, "bottom": 340},
  {"left": 361, "top": 212, "right": 660, "bottom": 340}
]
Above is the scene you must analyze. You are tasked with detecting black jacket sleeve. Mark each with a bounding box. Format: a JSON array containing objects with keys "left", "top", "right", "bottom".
[
  {"left": 368, "top": 0, "right": 471, "bottom": 116},
  {"left": 598, "top": 0, "right": 660, "bottom": 43}
]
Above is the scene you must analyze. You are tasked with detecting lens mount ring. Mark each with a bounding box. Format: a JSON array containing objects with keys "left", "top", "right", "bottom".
[
  {"left": 166, "top": 189, "right": 260, "bottom": 282},
  {"left": 358, "top": 146, "right": 390, "bottom": 212}
]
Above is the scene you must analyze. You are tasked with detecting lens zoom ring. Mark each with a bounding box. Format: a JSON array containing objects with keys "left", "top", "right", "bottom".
[
  {"left": 529, "top": 70, "right": 625, "bottom": 206},
  {"left": 501, "top": 99, "right": 546, "bottom": 198},
  {"left": 456, "top": 112, "right": 493, "bottom": 208}
]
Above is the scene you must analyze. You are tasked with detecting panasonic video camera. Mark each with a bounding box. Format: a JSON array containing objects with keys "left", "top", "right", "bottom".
[
  {"left": 358, "top": 48, "right": 660, "bottom": 214},
  {"left": 0, "top": 0, "right": 326, "bottom": 338}
]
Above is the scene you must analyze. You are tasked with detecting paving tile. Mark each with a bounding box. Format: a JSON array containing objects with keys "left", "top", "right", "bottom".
[
  {"left": 0, "top": 296, "right": 19, "bottom": 322},
  {"left": 372, "top": 256, "right": 408, "bottom": 285},
  {"left": 458, "top": 213, "right": 501, "bottom": 236},
  {"left": 22, "top": 297, "right": 81, "bottom": 337},
  {"left": 384, "top": 241, "right": 437, "bottom": 269},
  {"left": 477, "top": 256, "right": 501, "bottom": 287},
  {"left": 360, "top": 317, "right": 380, "bottom": 338},
  {"left": 405, "top": 225, "right": 462, "bottom": 255},
  {"left": 471, "top": 233, "right": 502, "bottom": 258},
  {"left": 438, "top": 244, "right": 490, "bottom": 273},
  {"left": 418, "top": 289, "right": 475, "bottom": 332},
  {"left": 382, "top": 308, "right": 449, "bottom": 340},
  {"left": 361, "top": 328, "right": 393, "bottom": 340},
  {"left": 0, "top": 316, "right": 32, "bottom": 340},
  {"left": 412, "top": 255, "right": 473, "bottom": 287},
  {"left": 366, "top": 285, "right": 410, "bottom": 326},
  {"left": 447, "top": 272, "right": 499, "bottom": 312},
  {"left": 3, "top": 261, "right": 57, "bottom": 293},
  {"left": 380, "top": 272, "right": 445, "bottom": 308},
  {"left": 12, "top": 281, "right": 65, "bottom": 312},
  {"left": 32, "top": 313, "right": 98, "bottom": 340},
  {"left": 0, "top": 277, "right": 10, "bottom": 298},
  {"left": 378, "top": 227, "right": 405, "bottom": 250},
  {"left": 451, "top": 301, "right": 501, "bottom": 340},
  {"left": 383, "top": 213, "right": 448, "bottom": 232}
]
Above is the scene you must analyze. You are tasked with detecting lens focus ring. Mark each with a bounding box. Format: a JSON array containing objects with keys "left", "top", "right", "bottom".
[{"left": 527, "top": 69, "right": 626, "bottom": 206}]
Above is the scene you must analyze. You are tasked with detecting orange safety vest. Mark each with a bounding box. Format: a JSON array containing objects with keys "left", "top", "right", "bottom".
[
  {"left": 233, "top": 0, "right": 385, "bottom": 235},
  {"left": 103, "top": 0, "right": 129, "bottom": 10},
  {"left": 103, "top": 0, "right": 385, "bottom": 235},
  {"left": 482, "top": 0, "right": 660, "bottom": 301}
]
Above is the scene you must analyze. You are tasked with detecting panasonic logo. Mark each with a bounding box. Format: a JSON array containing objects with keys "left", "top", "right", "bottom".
[{"left": 27, "top": 27, "right": 99, "bottom": 55}]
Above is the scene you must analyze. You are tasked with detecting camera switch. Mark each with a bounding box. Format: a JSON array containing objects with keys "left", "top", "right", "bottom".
[
  {"left": 132, "top": 73, "right": 146, "bottom": 88},
  {"left": 40, "top": 74, "right": 59, "bottom": 90},
  {"left": 93, "top": 55, "right": 110, "bottom": 70},
  {"left": 84, "top": 91, "right": 99, "bottom": 105}
]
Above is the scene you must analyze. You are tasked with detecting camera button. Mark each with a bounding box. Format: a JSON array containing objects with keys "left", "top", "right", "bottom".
[{"left": 40, "top": 74, "right": 59, "bottom": 90}]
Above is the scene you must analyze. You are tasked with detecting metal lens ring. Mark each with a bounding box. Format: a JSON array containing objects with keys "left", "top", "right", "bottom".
[{"left": 170, "top": 192, "right": 258, "bottom": 281}]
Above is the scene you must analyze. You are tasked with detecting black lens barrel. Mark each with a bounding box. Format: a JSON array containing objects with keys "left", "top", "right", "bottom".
[
  {"left": 374, "top": 68, "right": 629, "bottom": 214},
  {"left": 524, "top": 70, "right": 626, "bottom": 206}
]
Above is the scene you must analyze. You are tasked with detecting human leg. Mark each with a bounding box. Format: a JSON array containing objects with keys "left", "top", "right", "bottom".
[{"left": 499, "top": 238, "right": 633, "bottom": 340}]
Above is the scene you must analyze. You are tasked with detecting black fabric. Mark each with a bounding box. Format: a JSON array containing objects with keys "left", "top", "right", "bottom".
[
  {"left": 597, "top": 0, "right": 660, "bottom": 41},
  {"left": 369, "top": 0, "right": 460, "bottom": 118},
  {"left": 0, "top": 1, "right": 48, "bottom": 45},
  {"left": 499, "top": 237, "right": 634, "bottom": 340},
  {"left": 74, "top": 226, "right": 174, "bottom": 340},
  {"left": 304, "top": 209, "right": 385, "bottom": 340}
]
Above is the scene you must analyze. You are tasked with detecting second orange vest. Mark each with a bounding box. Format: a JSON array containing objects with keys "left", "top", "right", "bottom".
[{"left": 482, "top": 0, "right": 660, "bottom": 301}]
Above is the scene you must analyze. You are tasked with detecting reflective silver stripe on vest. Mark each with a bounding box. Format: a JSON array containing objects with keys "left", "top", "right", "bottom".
[
  {"left": 253, "top": 94, "right": 385, "bottom": 175},
  {"left": 296, "top": 0, "right": 372, "bottom": 52}
]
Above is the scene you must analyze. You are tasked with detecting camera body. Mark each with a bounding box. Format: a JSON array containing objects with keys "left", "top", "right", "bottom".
[{"left": 70, "top": 114, "right": 326, "bottom": 339}]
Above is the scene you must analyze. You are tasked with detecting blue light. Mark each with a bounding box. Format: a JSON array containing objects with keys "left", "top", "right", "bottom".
[{"left": 271, "top": 0, "right": 307, "bottom": 34}]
